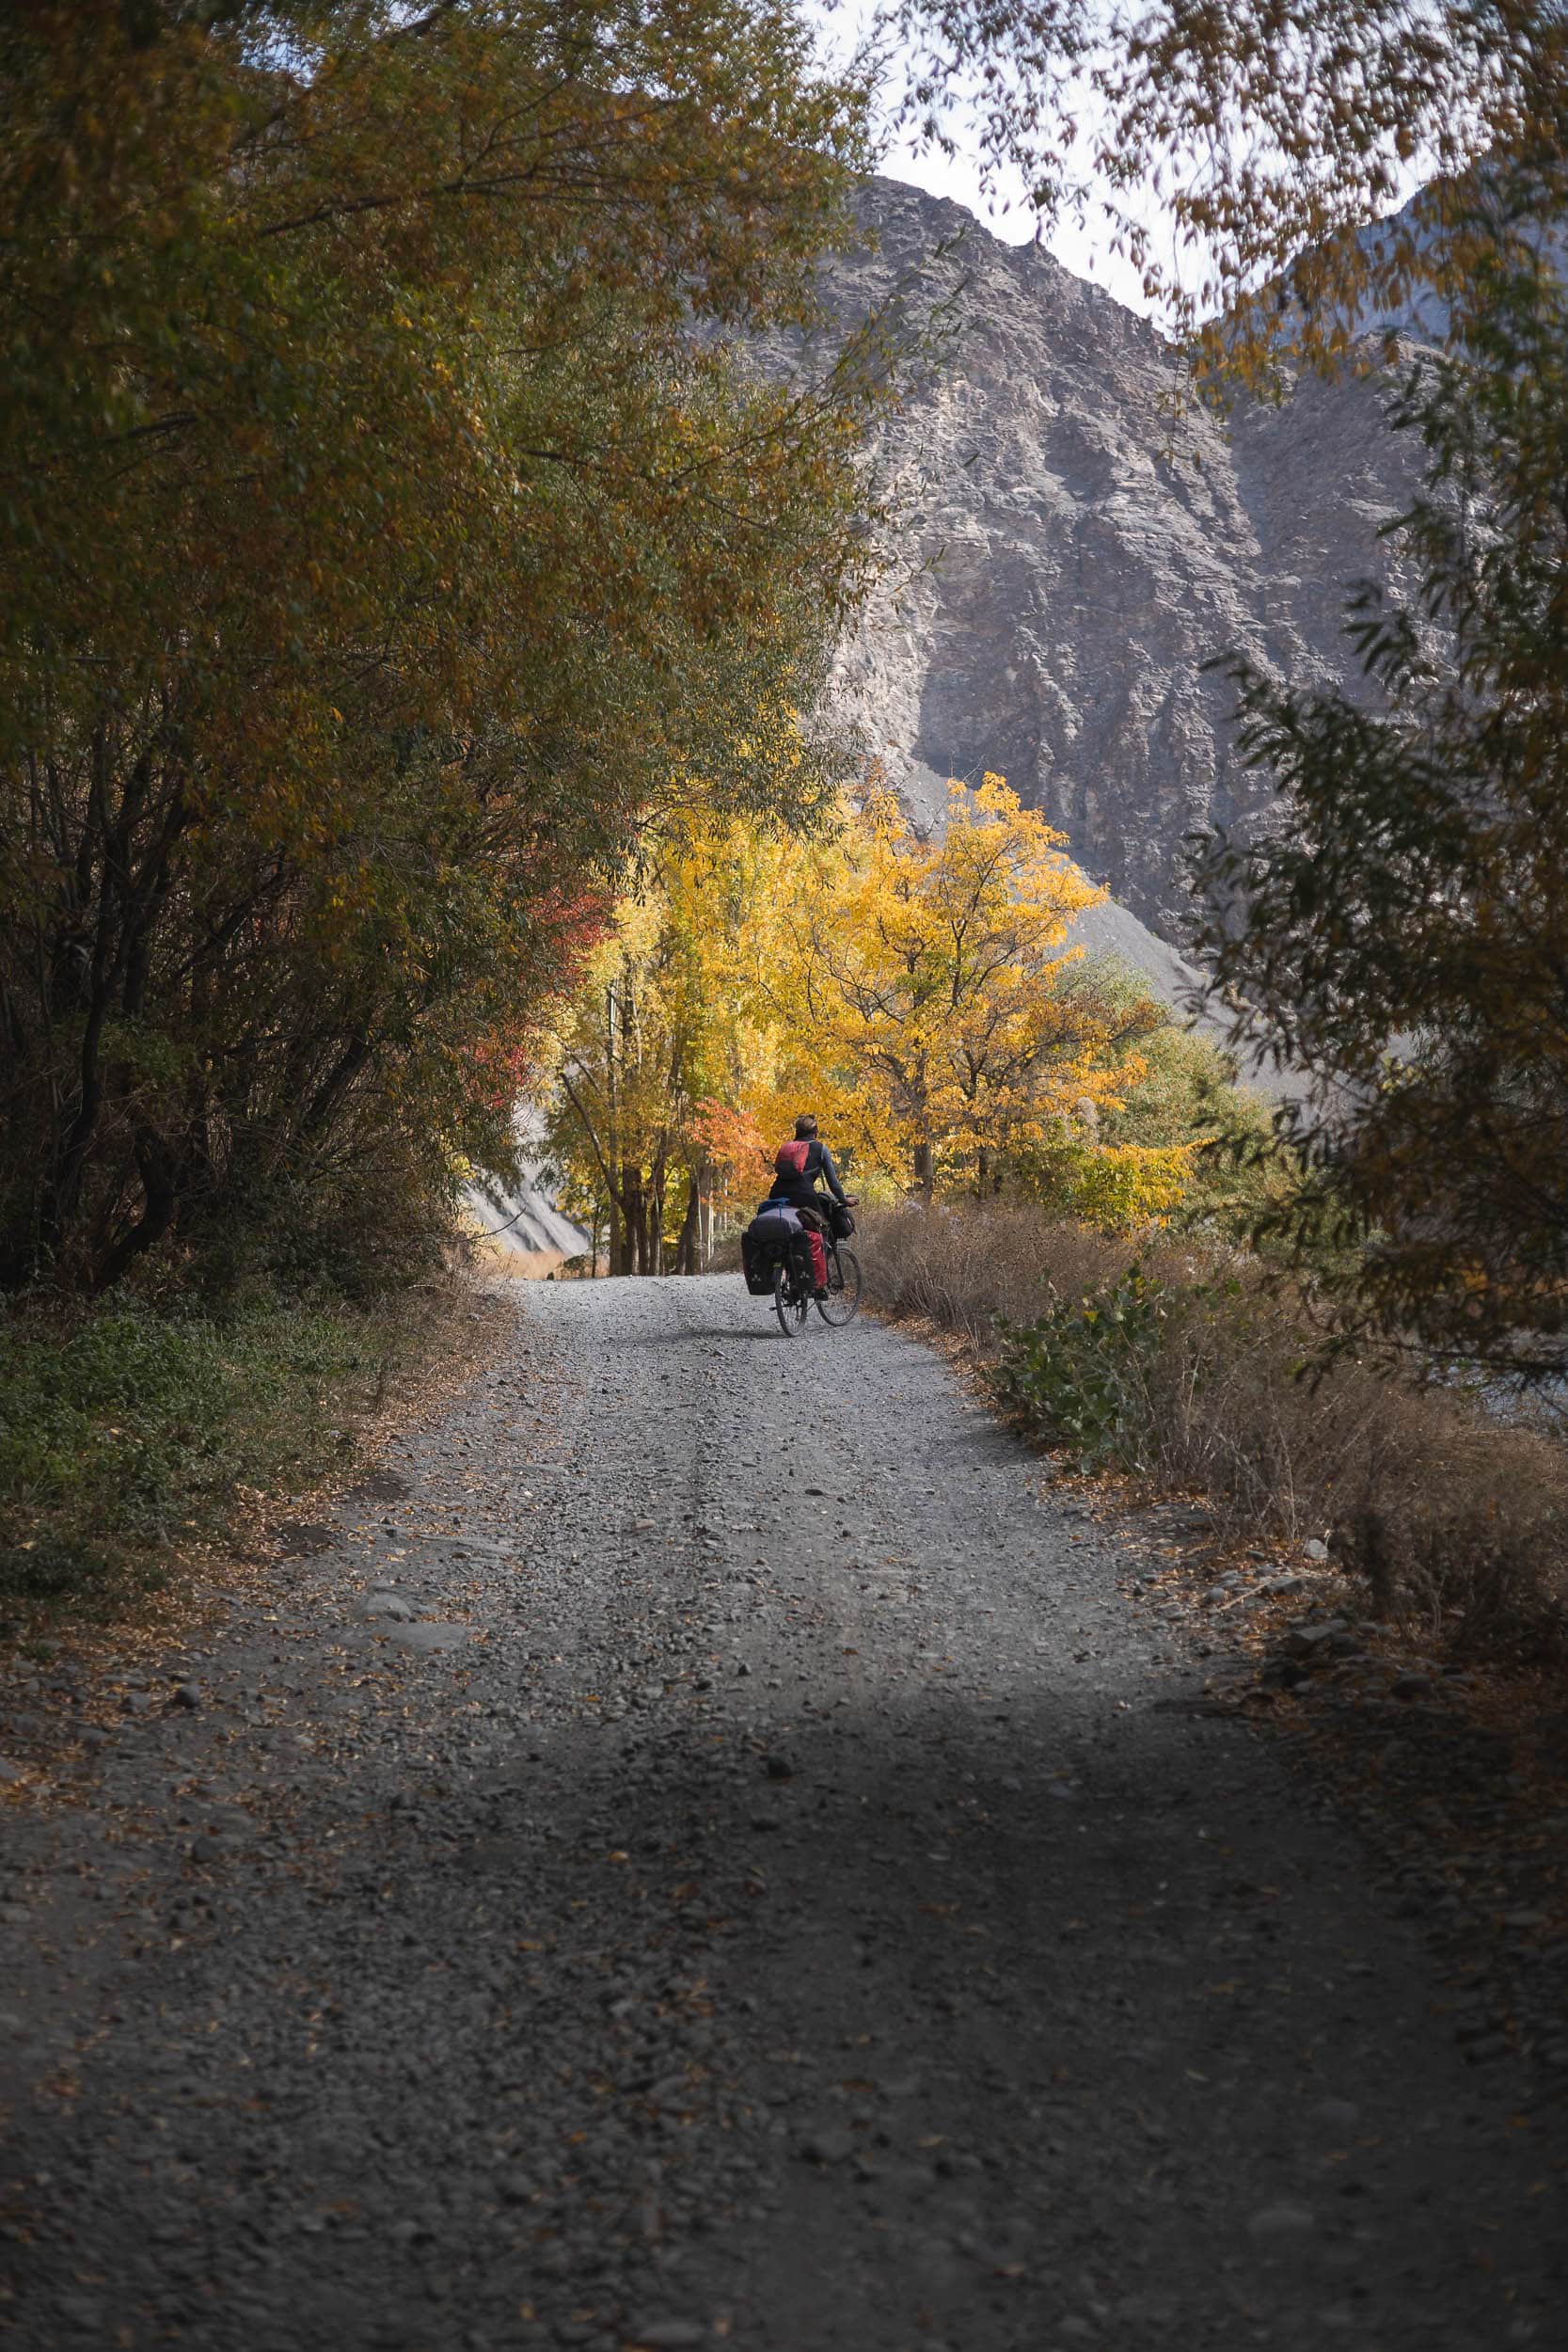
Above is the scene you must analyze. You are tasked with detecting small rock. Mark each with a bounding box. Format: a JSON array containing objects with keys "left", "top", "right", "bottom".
[
  {"left": 1502, "top": 1911, "right": 1547, "bottom": 1931},
  {"left": 169, "top": 1681, "right": 202, "bottom": 1710},
  {"left": 385, "top": 1621, "right": 467, "bottom": 1653},
  {"left": 734, "top": 1661, "right": 751, "bottom": 1677},
  {"left": 0, "top": 1757, "right": 25, "bottom": 1785},
  {"left": 1286, "top": 1621, "right": 1351, "bottom": 1661},
  {"left": 361, "top": 1591, "right": 415, "bottom": 1623},
  {"left": 1305, "top": 1538, "right": 1329, "bottom": 1563},
  {"left": 763, "top": 1755, "right": 794, "bottom": 1780},
  {"left": 1246, "top": 2201, "right": 1316, "bottom": 2240},
  {"left": 1390, "top": 1673, "right": 1433, "bottom": 1701},
  {"left": 799, "top": 2126, "right": 856, "bottom": 2165},
  {"left": 1308, "top": 2098, "right": 1360, "bottom": 2134},
  {"left": 1260, "top": 1657, "right": 1309, "bottom": 1691},
  {"left": 189, "top": 1835, "right": 229, "bottom": 1866},
  {"left": 630, "top": 2326, "right": 706, "bottom": 2350}
]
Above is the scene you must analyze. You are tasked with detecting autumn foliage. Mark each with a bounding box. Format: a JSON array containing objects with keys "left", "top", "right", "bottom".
[
  {"left": 892, "top": 0, "right": 1568, "bottom": 380},
  {"left": 0, "top": 0, "right": 885, "bottom": 1293},
  {"left": 544, "top": 778, "right": 1206, "bottom": 1265},
  {"left": 786, "top": 779, "right": 1192, "bottom": 1212}
]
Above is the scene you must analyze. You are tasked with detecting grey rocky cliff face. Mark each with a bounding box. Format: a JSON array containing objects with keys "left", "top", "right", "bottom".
[{"left": 822, "top": 179, "right": 1429, "bottom": 943}]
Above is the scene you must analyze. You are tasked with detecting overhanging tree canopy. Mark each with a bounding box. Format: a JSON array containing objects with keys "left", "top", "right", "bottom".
[
  {"left": 1191, "top": 237, "right": 1568, "bottom": 1369},
  {"left": 887, "top": 0, "right": 1568, "bottom": 375},
  {"left": 0, "top": 0, "right": 891, "bottom": 1289}
]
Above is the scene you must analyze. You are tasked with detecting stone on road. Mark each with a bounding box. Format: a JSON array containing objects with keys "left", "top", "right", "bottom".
[{"left": 0, "top": 1275, "right": 1560, "bottom": 2350}]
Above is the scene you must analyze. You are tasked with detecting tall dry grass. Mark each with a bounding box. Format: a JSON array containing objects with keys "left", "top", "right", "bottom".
[{"left": 859, "top": 1201, "right": 1568, "bottom": 1658}]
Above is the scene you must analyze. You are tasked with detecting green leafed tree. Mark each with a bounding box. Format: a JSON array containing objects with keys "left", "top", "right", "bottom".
[
  {"left": 0, "top": 0, "right": 890, "bottom": 1292},
  {"left": 1191, "top": 223, "right": 1568, "bottom": 1370}
]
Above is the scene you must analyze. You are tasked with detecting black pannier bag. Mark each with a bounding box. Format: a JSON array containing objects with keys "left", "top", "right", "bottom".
[
  {"left": 741, "top": 1216, "right": 784, "bottom": 1295},
  {"left": 827, "top": 1200, "right": 855, "bottom": 1240},
  {"left": 739, "top": 1225, "right": 776, "bottom": 1295},
  {"left": 741, "top": 1216, "right": 814, "bottom": 1295}
]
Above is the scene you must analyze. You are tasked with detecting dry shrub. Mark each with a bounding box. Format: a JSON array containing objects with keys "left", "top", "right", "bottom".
[
  {"left": 859, "top": 1201, "right": 1135, "bottom": 1350},
  {"left": 859, "top": 1201, "right": 1568, "bottom": 1659}
]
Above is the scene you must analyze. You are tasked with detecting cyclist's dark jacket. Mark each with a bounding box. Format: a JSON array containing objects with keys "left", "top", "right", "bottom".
[{"left": 767, "top": 1138, "right": 847, "bottom": 1215}]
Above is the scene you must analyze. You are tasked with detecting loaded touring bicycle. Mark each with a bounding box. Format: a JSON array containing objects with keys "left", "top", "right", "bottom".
[{"left": 740, "top": 1193, "right": 862, "bottom": 1337}]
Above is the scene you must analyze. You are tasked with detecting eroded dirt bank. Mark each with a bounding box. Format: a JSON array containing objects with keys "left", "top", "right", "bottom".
[{"left": 0, "top": 1276, "right": 1561, "bottom": 2349}]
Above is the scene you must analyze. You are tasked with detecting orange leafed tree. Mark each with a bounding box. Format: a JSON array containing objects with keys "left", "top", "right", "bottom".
[{"left": 784, "top": 778, "right": 1179, "bottom": 1203}]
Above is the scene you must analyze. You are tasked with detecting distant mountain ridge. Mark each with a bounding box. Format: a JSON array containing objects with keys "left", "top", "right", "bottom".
[
  {"left": 1351, "top": 176, "right": 1568, "bottom": 348},
  {"left": 822, "top": 179, "right": 1433, "bottom": 945}
]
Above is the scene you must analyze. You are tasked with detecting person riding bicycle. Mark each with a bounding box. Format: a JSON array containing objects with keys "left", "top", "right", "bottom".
[{"left": 762, "top": 1114, "right": 856, "bottom": 1296}]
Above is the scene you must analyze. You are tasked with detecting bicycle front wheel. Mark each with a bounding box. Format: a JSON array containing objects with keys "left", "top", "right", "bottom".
[
  {"left": 773, "top": 1264, "right": 809, "bottom": 1336},
  {"left": 816, "top": 1246, "right": 862, "bottom": 1327}
]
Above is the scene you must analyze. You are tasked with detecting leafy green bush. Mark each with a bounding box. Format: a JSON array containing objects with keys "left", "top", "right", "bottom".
[
  {"left": 990, "top": 1269, "right": 1169, "bottom": 1472},
  {"left": 0, "top": 1292, "right": 420, "bottom": 1617}
]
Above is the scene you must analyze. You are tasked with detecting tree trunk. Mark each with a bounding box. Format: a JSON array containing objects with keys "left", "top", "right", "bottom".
[
  {"left": 92, "top": 1121, "right": 181, "bottom": 1290},
  {"left": 646, "top": 1180, "right": 664, "bottom": 1274},
  {"left": 619, "top": 1175, "right": 649, "bottom": 1277},
  {"left": 673, "top": 1168, "right": 701, "bottom": 1275},
  {"left": 698, "top": 1163, "right": 714, "bottom": 1268},
  {"left": 912, "top": 1137, "right": 935, "bottom": 1203}
]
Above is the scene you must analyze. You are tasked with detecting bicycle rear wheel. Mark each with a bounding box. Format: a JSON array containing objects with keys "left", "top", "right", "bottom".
[
  {"left": 816, "top": 1246, "right": 862, "bottom": 1327},
  {"left": 773, "top": 1264, "right": 809, "bottom": 1336}
]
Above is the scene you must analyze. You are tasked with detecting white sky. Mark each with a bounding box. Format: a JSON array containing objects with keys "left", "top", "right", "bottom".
[
  {"left": 873, "top": 139, "right": 1168, "bottom": 317},
  {"left": 813, "top": 3, "right": 1427, "bottom": 325},
  {"left": 810, "top": 0, "right": 1175, "bottom": 317}
]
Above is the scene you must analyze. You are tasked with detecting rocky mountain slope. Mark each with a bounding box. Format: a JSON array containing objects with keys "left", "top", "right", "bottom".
[{"left": 824, "top": 180, "right": 1431, "bottom": 942}]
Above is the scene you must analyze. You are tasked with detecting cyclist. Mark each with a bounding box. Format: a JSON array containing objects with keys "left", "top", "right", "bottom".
[{"left": 765, "top": 1114, "right": 856, "bottom": 1296}]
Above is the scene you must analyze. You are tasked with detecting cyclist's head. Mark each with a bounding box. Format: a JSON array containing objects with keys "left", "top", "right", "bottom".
[{"left": 794, "top": 1113, "right": 818, "bottom": 1139}]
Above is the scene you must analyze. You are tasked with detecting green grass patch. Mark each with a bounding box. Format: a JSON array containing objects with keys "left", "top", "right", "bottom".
[{"left": 0, "top": 1287, "right": 445, "bottom": 1624}]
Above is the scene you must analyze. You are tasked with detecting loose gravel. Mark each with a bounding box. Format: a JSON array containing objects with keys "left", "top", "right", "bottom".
[{"left": 0, "top": 1274, "right": 1562, "bottom": 2350}]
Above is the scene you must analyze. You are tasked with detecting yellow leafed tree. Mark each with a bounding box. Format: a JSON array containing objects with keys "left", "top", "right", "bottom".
[
  {"left": 545, "top": 808, "right": 806, "bottom": 1272},
  {"left": 784, "top": 779, "right": 1178, "bottom": 1202},
  {"left": 544, "top": 779, "right": 1206, "bottom": 1267}
]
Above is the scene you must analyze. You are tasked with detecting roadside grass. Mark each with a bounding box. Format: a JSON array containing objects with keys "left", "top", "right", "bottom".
[
  {"left": 860, "top": 1201, "right": 1568, "bottom": 1661},
  {"left": 0, "top": 1277, "right": 473, "bottom": 1630}
]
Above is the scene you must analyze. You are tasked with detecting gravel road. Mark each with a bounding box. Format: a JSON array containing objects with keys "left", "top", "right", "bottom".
[{"left": 1, "top": 1274, "right": 1562, "bottom": 2350}]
